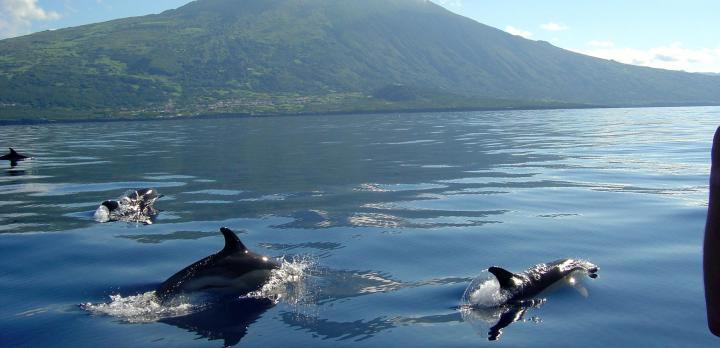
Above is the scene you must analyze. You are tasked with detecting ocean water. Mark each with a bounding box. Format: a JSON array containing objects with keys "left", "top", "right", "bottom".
[{"left": 1, "top": 106, "right": 718, "bottom": 347}]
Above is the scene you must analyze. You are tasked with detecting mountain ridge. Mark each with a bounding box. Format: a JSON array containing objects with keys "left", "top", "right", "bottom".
[{"left": 1, "top": 0, "right": 719, "bottom": 120}]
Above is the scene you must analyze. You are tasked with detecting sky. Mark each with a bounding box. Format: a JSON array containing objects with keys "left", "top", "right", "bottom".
[{"left": 1, "top": 0, "right": 719, "bottom": 73}]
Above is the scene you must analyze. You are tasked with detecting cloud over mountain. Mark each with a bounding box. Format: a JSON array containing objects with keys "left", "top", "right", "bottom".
[{"left": 0, "top": 0, "right": 60, "bottom": 39}]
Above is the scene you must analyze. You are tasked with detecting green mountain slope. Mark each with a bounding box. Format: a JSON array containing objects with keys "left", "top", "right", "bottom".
[{"left": 1, "top": 0, "right": 719, "bottom": 120}]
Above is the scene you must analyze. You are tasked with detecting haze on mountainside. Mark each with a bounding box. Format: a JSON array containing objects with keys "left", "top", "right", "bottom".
[{"left": 1, "top": 0, "right": 719, "bottom": 120}]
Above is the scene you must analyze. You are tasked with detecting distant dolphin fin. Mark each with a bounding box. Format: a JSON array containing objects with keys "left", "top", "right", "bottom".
[
  {"left": 9, "top": 148, "right": 17, "bottom": 154},
  {"left": 220, "top": 227, "right": 247, "bottom": 253},
  {"left": 488, "top": 267, "right": 518, "bottom": 289}
]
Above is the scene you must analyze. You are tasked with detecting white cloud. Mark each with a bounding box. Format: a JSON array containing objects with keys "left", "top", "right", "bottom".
[
  {"left": 0, "top": 0, "right": 60, "bottom": 39},
  {"left": 505, "top": 25, "right": 532, "bottom": 39},
  {"left": 574, "top": 42, "right": 720, "bottom": 73},
  {"left": 540, "top": 22, "right": 568, "bottom": 32},
  {"left": 588, "top": 40, "right": 615, "bottom": 48}
]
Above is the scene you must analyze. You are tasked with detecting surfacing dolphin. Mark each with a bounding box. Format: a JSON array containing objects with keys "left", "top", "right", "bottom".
[
  {"left": 94, "top": 188, "right": 162, "bottom": 224},
  {"left": 0, "top": 148, "right": 30, "bottom": 167},
  {"left": 463, "top": 258, "right": 598, "bottom": 340},
  {"left": 487, "top": 258, "right": 598, "bottom": 304},
  {"left": 156, "top": 227, "right": 280, "bottom": 301}
]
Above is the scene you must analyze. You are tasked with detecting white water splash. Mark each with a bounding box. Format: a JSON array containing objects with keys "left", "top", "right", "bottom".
[
  {"left": 247, "top": 256, "right": 316, "bottom": 306},
  {"left": 93, "top": 189, "right": 161, "bottom": 224},
  {"left": 557, "top": 259, "right": 597, "bottom": 273},
  {"left": 460, "top": 272, "right": 509, "bottom": 308},
  {"left": 81, "top": 291, "right": 196, "bottom": 323},
  {"left": 92, "top": 205, "right": 111, "bottom": 222}
]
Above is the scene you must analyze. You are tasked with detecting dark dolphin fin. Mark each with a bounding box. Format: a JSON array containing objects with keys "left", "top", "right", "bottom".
[
  {"left": 220, "top": 227, "right": 247, "bottom": 254},
  {"left": 4, "top": 148, "right": 28, "bottom": 161},
  {"left": 488, "top": 267, "right": 518, "bottom": 290},
  {"left": 101, "top": 200, "right": 120, "bottom": 211}
]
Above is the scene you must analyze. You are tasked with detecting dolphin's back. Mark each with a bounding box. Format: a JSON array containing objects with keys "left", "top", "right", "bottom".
[
  {"left": 1, "top": 148, "right": 28, "bottom": 160},
  {"left": 489, "top": 259, "right": 598, "bottom": 303},
  {"left": 156, "top": 228, "right": 279, "bottom": 300},
  {"left": 156, "top": 254, "right": 219, "bottom": 298}
]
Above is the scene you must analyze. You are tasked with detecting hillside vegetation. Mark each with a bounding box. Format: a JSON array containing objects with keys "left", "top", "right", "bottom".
[{"left": 1, "top": 0, "right": 719, "bottom": 120}]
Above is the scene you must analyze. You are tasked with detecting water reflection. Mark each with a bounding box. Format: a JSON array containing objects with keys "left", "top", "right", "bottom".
[
  {"left": 460, "top": 300, "right": 544, "bottom": 341},
  {"left": 279, "top": 298, "right": 544, "bottom": 342},
  {"left": 280, "top": 312, "right": 394, "bottom": 342},
  {"left": 271, "top": 274, "right": 471, "bottom": 342},
  {"left": 117, "top": 231, "right": 218, "bottom": 244},
  {"left": 311, "top": 268, "right": 406, "bottom": 303},
  {"left": 272, "top": 210, "right": 335, "bottom": 229},
  {"left": 3, "top": 156, "right": 35, "bottom": 176},
  {"left": 160, "top": 298, "right": 274, "bottom": 347},
  {"left": 260, "top": 242, "right": 344, "bottom": 254},
  {"left": 6, "top": 168, "right": 26, "bottom": 176},
  {"left": 272, "top": 208, "right": 506, "bottom": 230},
  {"left": 7, "top": 160, "right": 22, "bottom": 168}
]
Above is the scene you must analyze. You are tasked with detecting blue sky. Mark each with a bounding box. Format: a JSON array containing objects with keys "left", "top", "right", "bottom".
[{"left": 2, "top": 0, "right": 719, "bottom": 72}]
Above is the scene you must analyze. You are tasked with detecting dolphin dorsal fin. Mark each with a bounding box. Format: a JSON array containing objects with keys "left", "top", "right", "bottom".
[
  {"left": 488, "top": 266, "right": 518, "bottom": 289},
  {"left": 9, "top": 148, "right": 17, "bottom": 155},
  {"left": 220, "top": 227, "right": 247, "bottom": 253}
]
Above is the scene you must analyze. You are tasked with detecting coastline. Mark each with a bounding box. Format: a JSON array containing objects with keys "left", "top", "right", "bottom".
[{"left": 1, "top": 101, "right": 718, "bottom": 126}]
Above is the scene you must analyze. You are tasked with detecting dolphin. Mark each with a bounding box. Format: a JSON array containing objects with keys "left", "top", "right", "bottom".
[
  {"left": 156, "top": 227, "right": 280, "bottom": 300},
  {"left": 95, "top": 188, "right": 163, "bottom": 224},
  {"left": 487, "top": 258, "right": 598, "bottom": 304},
  {"left": 0, "top": 148, "right": 29, "bottom": 167},
  {"left": 120, "top": 188, "right": 162, "bottom": 212},
  {"left": 0, "top": 148, "right": 29, "bottom": 161}
]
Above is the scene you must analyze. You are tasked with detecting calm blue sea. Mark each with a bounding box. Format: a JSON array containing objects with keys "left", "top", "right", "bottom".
[{"left": 1, "top": 107, "right": 718, "bottom": 347}]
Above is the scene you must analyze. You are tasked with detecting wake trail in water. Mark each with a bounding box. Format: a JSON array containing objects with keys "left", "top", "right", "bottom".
[{"left": 81, "top": 291, "right": 196, "bottom": 323}]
